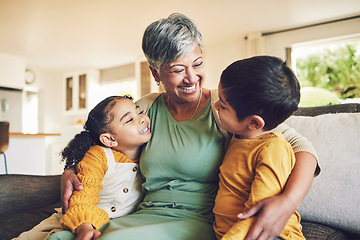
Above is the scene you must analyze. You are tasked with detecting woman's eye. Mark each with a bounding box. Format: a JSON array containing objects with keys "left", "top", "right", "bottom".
[
  {"left": 126, "top": 118, "right": 133, "bottom": 123},
  {"left": 172, "top": 69, "right": 184, "bottom": 73},
  {"left": 194, "top": 62, "right": 203, "bottom": 68},
  {"left": 139, "top": 110, "right": 144, "bottom": 115}
]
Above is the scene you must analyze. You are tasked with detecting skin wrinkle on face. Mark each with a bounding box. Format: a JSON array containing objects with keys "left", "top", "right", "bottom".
[{"left": 158, "top": 45, "right": 205, "bottom": 108}]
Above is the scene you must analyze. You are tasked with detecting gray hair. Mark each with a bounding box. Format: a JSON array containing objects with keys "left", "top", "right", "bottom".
[{"left": 142, "top": 13, "right": 204, "bottom": 71}]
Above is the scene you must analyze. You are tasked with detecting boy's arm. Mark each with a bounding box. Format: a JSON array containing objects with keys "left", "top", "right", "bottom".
[
  {"left": 225, "top": 141, "right": 295, "bottom": 240},
  {"left": 239, "top": 151, "right": 316, "bottom": 240},
  {"left": 61, "top": 146, "right": 109, "bottom": 233},
  {"left": 238, "top": 124, "right": 318, "bottom": 240}
]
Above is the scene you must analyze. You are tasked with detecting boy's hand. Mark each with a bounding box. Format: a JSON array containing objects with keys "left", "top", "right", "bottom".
[
  {"left": 61, "top": 167, "right": 83, "bottom": 213},
  {"left": 75, "top": 223, "right": 101, "bottom": 240}
]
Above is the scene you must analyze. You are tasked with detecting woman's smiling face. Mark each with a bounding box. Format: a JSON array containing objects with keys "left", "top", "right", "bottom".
[{"left": 154, "top": 44, "right": 205, "bottom": 105}]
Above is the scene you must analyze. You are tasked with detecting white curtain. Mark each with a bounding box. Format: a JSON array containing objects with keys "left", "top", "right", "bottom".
[{"left": 245, "top": 31, "right": 264, "bottom": 57}]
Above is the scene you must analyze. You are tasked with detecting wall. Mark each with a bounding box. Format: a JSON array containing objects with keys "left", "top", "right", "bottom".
[
  {"left": 0, "top": 88, "right": 22, "bottom": 132},
  {"left": 202, "top": 17, "right": 360, "bottom": 90},
  {"left": 19, "top": 17, "right": 360, "bottom": 175},
  {"left": 263, "top": 18, "right": 360, "bottom": 59},
  {"left": 202, "top": 34, "right": 248, "bottom": 90},
  {"left": 26, "top": 67, "right": 68, "bottom": 174}
]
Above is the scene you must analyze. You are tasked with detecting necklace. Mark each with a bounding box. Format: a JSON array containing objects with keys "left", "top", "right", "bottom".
[
  {"left": 166, "top": 88, "right": 203, "bottom": 120},
  {"left": 190, "top": 88, "right": 202, "bottom": 119}
]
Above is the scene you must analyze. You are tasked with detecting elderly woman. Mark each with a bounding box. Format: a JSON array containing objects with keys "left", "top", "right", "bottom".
[{"left": 60, "top": 13, "right": 319, "bottom": 240}]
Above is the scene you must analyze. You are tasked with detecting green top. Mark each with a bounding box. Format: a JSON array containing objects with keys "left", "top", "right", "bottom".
[{"left": 139, "top": 94, "right": 225, "bottom": 221}]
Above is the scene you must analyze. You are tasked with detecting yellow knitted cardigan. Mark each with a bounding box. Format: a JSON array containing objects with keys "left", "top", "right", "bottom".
[{"left": 61, "top": 145, "right": 138, "bottom": 233}]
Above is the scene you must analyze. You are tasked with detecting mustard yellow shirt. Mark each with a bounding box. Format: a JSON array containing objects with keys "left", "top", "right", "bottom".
[
  {"left": 61, "top": 145, "right": 138, "bottom": 233},
  {"left": 213, "top": 132, "right": 305, "bottom": 240}
]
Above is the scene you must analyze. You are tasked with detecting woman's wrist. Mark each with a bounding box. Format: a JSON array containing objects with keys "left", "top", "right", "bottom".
[{"left": 282, "top": 151, "right": 317, "bottom": 211}]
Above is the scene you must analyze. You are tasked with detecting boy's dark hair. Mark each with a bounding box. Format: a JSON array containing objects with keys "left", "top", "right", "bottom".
[
  {"left": 220, "top": 56, "right": 300, "bottom": 131},
  {"left": 62, "top": 95, "right": 133, "bottom": 169}
]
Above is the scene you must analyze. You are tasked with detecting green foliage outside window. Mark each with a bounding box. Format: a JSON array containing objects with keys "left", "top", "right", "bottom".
[{"left": 296, "top": 42, "right": 360, "bottom": 101}]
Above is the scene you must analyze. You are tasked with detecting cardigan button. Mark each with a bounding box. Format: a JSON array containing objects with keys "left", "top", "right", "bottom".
[
  {"left": 111, "top": 206, "right": 116, "bottom": 212},
  {"left": 133, "top": 166, "right": 138, "bottom": 172},
  {"left": 123, "top": 188, "right": 129, "bottom": 193}
]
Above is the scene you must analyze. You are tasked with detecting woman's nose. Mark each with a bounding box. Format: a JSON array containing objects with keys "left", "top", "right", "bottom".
[{"left": 185, "top": 68, "right": 198, "bottom": 84}]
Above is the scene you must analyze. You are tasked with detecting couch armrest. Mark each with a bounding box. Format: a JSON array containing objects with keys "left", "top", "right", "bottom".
[{"left": 0, "top": 174, "right": 61, "bottom": 215}]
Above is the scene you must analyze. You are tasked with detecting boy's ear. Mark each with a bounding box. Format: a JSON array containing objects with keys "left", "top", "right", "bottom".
[
  {"left": 248, "top": 115, "right": 265, "bottom": 130},
  {"left": 149, "top": 67, "right": 161, "bottom": 85},
  {"left": 99, "top": 133, "right": 118, "bottom": 148}
]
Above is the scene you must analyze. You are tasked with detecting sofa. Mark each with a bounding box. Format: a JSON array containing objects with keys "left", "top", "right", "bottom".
[{"left": 0, "top": 103, "right": 359, "bottom": 240}]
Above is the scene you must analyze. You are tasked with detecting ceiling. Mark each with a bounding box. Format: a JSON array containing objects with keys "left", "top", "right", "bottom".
[{"left": 0, "top": 0, "right": 359, "bottom": 71}]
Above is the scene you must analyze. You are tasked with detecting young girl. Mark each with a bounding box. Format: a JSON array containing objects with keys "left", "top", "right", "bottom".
[{"left": 48, "top": 95, "right": 151, "bottom": 240}]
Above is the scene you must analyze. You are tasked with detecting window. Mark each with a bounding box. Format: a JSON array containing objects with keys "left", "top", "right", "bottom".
[{"left": 290, "top": 34, "right": 360, "bottom": 107}]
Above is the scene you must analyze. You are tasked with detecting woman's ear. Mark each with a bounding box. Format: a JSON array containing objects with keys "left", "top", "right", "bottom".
[
  {"left": 248, "top": 115, "right": 265, "bottom": 130},
  {"left": 99, "top": 133, "right": 118, "bottom": 148},
  {"left": 149, "top": 66, "right": 161, "bottom": 85}
]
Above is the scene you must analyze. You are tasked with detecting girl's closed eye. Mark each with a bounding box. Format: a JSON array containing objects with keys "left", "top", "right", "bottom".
[{"left": 125, "top": 117, "right": 133, "bottom": 124}]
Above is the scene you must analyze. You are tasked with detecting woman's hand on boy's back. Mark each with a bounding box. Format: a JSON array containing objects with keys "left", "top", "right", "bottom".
[
  {"left": 238, "top": 194, "right": 293, "bottom": 240},
  {"left": 61, "top": 167, "right": 83, "bottom": 213}
]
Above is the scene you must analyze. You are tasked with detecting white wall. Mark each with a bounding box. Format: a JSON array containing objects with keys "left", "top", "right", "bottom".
[
  {"left": 24, "top": 16, "right": 360, "bottom": 175},
  {"left": 263, "top": 18, "right": 360, "bottom": 59},
  {"left": 203, "top": 34, "right": 248, "bottom": 90},
  {"left": 202, "top": 17, "right": 360, "bottom": 90}
]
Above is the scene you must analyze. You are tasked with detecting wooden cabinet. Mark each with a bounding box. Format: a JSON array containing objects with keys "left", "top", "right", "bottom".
[{"left": 64, "top": 69, "right": 100, "bottom": 114}]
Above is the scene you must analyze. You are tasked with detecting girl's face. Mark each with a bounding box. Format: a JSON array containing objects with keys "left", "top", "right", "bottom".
[
  {"left": 152, "top": 44, "right": 205, "bottom": 105},
  {"left": 108, "top": 98, "right": 151, "bottom": 151}
]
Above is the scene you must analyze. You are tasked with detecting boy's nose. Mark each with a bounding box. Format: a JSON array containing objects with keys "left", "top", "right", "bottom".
[{"left": 214, "top": 100, "right": 220, "bottom": 110}]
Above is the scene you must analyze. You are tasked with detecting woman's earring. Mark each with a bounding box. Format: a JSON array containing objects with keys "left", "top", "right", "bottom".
[{"left": 156, "top": 82, "right": 160, "bottom": 86}]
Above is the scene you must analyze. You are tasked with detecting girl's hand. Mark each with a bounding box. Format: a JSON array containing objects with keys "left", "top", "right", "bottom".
[
  {"left": 238, "top": 194, "right": 294, "bottom": 240},
  {"left": 75, "top": 223, "right": 101, "bottom": 240},
  {"left": 61, "top": 167, "right": 83, "bottom": 213}
]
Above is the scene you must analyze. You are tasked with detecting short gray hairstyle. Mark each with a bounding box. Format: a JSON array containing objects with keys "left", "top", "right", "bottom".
[{"left": 142, "top": 13, "right": 204, "bottom": 71}]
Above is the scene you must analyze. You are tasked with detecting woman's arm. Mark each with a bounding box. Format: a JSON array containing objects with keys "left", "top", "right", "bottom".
[
  {"left": 61, "top": 167, "right": 83, "bottom": 213},
  {"left": 238, "top": 151, "right": 317, "bottom": 240}
]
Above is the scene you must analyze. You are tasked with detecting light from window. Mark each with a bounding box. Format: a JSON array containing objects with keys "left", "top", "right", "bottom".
[{"left": 291, "top": 35, "right": 360, "bottom": 107}]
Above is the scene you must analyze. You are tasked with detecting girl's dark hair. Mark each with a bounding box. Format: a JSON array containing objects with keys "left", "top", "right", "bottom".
[
  {"left": 220, "top": 56, "right": 300, "bottom": 131},
  {"left": 62, "top": 95, "right": 133, "bottom": 169}
]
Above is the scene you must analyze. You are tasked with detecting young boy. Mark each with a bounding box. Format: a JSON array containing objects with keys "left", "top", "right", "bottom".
[{"left": 213, "top": 56, "right": 305, "bottom": 240}]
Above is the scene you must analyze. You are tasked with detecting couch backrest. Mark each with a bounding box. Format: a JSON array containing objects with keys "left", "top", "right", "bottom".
[
  {"left": 0, "top": 174, "right": 61, "bottom": 215},
  {"left": 285, "top": 104, "right": 360, "bottom": 234},
  {"left": 293, "top": 103, "right": 360, "bottom": 116}
]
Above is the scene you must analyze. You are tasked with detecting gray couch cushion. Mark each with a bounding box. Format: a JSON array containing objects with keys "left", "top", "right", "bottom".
[
  {"left": 0, "top": 174, "right": 61, "bottom": 215},
  {"left": 285, "top": 112, "right": 360, "bottom": 234},
  {"left": 0, "top": 202, "right": 60, "bottom": 240}
]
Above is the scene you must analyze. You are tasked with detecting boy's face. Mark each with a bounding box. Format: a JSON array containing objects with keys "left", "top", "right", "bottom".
[{"left": 215, "top": 83, "right": 250, "bottom": 137}]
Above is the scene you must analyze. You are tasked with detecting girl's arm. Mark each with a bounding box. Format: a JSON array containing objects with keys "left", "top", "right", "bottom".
[
  {"left": 61, "top": 146, "right": 109, "bottom": 233},
  {"left": 75, "top": 223, "right": 102, "bottom": 240}
]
